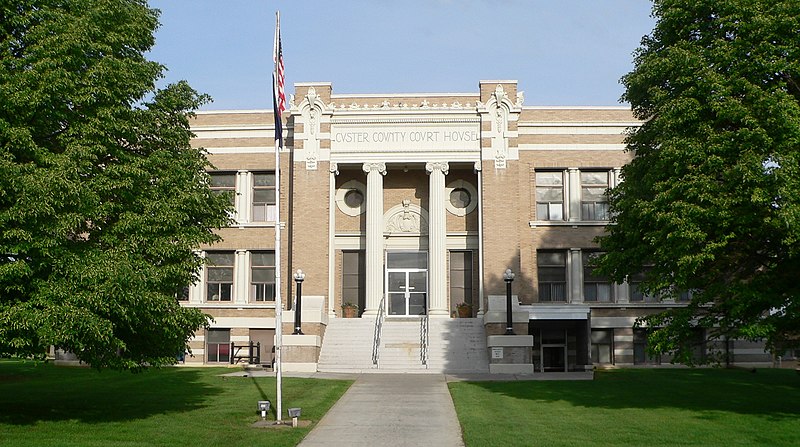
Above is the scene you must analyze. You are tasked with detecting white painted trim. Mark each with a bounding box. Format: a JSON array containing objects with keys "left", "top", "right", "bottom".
[
  {"left": 332, "top": 92, "right": 477, "bottom": 99},
  {"left": 592, "top": 317, "right": 638, "bottom": 328},
  {"left": 282, "top": 335, "right": 321, "bottom": 347},
  {"left": 522, "top": 105, "right": 631, "bottom": 110},
  {"left": 281, "top": 362, "right": 319, "bottom": 372},
  {"left": 193, "top": 130, "right": 274, "bottom": 139},
  {"left": 195, "top": 109, "right": 272, "bottom": 114},
  {"left": 518, "top": 126, "right": 631, "bottom": 135},
  {"left": 209, "top": 317, "right": 276, "bottom": 328},
  {"left": 521, "top": 305, "right": 591, "bottom": 320},
  {"left": 487, "top": 335, "right": 534, "bottom": 347},
  {"left": 489, "top": 363, "right": 535, "bottom": 374},
  {"left": 518, "top": 144, "right": 627, "bottom": 151},
  {"left": 205, "top": 147, "right": 274, "bottom": 154},
  {"left": 519, "top": 122, "right": 640, "bottom": 128}
]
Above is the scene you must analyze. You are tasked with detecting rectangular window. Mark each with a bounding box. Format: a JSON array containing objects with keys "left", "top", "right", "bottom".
[
  {"left": 341, "top": 250, "right": 366, "bottom": 312},
  {"left": 209, "top": 172, "right": 236, "bottom": 206},
  {"left": 580, "top": 171, "right": 610, "bottom": 221},
  {"left": 591, "top": 329, "right": 613, "bottom": 364},
  {"left": 633, "top": 329, "right": 660, "bottom": 365},
  {"left": 538, "top": 250, "right": 566, "bottom": 302},
  {"left": 535, "top": 171, "right": 565, "bottom": 221},
  {"left": 629, "top": 269, "right": 659, "bottom": 303},
  {"left": 449, "top": 251, "right": 474, "bottom": 310},
  {"left": 206, "top": 328, "right": 230, "bottom": 363},
  {"left": 583, "top": 251, "right": 613, "bottom": 302},
  {"left": 252, "top": 172, "right": 277, "bottom": 222},
  {"left": 177, "top": 286, "right": 189, "bottom": 302},
  {"left": 251, "top": 251, "right": 275, "bottom": 302},
  {"left": 206, "top": 252, "right": 234, "bottom": 301}
]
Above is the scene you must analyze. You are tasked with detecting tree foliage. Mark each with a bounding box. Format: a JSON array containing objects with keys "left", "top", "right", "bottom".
[
  {"left": 0, "top": 1, "right": 231, "bottom": 369},
  {"left": 598, "top": 0, "right": 800, "bottom": 363}
]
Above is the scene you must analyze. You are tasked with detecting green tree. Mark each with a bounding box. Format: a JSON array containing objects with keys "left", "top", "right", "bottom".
[
  {"left": 0, "top": 1, "right": 231, "bottom": 369},
  {"left": 597, "top": 0, "right": 800, "bottom": 364}
]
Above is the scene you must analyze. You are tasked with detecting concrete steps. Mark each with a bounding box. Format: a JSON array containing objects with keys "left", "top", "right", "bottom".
[
  {"left": 316, "top": 317, "right": 490, "bottom": 374},
  {"left": 317, "top": 318, "right": 377, "bottom": 372},
  {"left": 427, "top": 319, "right": 490, "bottom": 373},
  {"left": 377, "top": 319, "right": 427, "bottom": 371}
]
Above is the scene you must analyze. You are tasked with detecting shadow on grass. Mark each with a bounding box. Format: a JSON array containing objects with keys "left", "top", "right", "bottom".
[
  {"left": 460, "top": 368, "right": 800, "bottom": 420},
  {"left": 0, "top": 360, "right": 224, "bottom": 425}
]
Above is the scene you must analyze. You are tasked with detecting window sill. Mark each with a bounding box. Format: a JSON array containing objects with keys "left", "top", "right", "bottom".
[
  {"left": 181, "top": 303, "right": 278, "bottom": 309},
  {"left": 529, "top": 220, "right": 610, "bottom": 228},
  {"left": 231, "top": 222, "right": 278, "bottom": 229}
]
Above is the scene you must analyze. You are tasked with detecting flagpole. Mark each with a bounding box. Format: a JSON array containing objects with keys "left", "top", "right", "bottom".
[{"left": 273, "top": 10, "right": 283, "bottom": 424}]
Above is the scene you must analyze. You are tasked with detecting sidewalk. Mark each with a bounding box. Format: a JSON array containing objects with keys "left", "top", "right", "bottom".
[{"left": 297, "top": 373, "right": 465, "bottom": 447}]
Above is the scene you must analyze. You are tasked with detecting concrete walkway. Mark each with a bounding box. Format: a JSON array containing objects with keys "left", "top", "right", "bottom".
[{"left": 297, "top": 373, "right": 465, "bottom": 447}]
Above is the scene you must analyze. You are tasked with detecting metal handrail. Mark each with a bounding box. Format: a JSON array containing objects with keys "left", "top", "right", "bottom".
[
  {"left": 371, "top": 294, "right": 386, "bottom": 366},
  {"left": 420, "top": 314, "right": 429, "bottom": 367}
]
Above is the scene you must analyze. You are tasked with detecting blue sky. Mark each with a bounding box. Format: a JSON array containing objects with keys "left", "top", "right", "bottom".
[{"left": 148, "top": 1, "right": 655, "bottom": 110}]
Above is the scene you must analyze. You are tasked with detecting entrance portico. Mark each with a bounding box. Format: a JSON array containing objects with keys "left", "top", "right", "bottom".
[{"left": 358, "top": 160, "right": 469, "bottom": 318}]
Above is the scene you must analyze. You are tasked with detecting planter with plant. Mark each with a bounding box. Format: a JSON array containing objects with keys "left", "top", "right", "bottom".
[
  {"left": 341, "top": 302, "right": 359, "bottom": 318},
  {"left": 456, "top": 302, "right": 473, "bottom": 318}
]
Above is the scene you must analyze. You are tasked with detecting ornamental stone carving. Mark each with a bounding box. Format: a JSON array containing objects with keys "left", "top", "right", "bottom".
[{"left": 385, "top": 200, "right": 429, "bottom": 234}]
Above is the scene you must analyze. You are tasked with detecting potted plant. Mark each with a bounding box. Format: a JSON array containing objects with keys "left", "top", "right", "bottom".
[
  {"left": 341, "top": 302, "right": 359, "bottom": 318},
  {"left": 456, "top": 302, "right": 473, "bottom": 318}
]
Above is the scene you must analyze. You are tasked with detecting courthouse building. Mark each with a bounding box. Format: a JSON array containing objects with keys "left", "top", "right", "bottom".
[{"left": 179, "top": 80, "right": 773, "bottom": 372}]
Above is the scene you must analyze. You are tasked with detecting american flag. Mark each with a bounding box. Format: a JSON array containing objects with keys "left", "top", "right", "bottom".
[{"left": 273, "top": 13, "right": 285, "bottom": 146}]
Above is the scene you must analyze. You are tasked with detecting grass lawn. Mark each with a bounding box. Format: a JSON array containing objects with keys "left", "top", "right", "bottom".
[
  {"left": 450, "top": 368, "right": 800, "bottom": 447},
  {"left": 0, "top": 359, "right": 351, "bottom": 447}
]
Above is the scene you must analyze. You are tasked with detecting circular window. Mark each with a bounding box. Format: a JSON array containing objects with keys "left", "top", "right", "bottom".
[
  {"left": 343, "top": 189, "right": 364, "bottom": 208},
  {"left": 445, "top": 180, "right": 478, "bottom": 216},
  {"left": 449, "top": 188, "right": 471, "bottom": 209},
  {"left": 336, "top": 180, "right": 367, "bottom": 217}
]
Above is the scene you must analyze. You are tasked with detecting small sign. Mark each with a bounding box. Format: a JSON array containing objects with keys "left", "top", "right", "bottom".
[{"left": 491, "top": 347, "right": 504, "bottom": 359}]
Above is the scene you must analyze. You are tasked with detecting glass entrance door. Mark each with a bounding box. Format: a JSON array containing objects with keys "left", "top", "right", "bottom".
[
  {"left": 386, "top": 252, "right": 428, "bottom": 316},
  {"left": 540, "top": 329, "right": 568, "bottom": 372},
  {"left": 387, "top": 271, "right": 427, "bottom": 316}
]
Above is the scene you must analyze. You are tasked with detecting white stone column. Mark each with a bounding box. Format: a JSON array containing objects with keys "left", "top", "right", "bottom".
[
  {"left": 569, "top": 248, "right": 583, "bottom": 303},
  {"left": 613, "top": 167, "right": 623, "bottom": 188},
  {"left": 426, "top": 161, "right": 449, "bottom": 317},
  {"left": 616, "top": 280, "right": 630, "bottom": 304},
  {"left": 475, "top": 161, "right": 485, "bottom": 317},
  {"left": 328, "top": 163, "right": 338, "bottom": 317},
  {"left": 234, "top": 250, "right": 249, "bottom": 304},
  {"left": 235, "top": 170, "right": 250, "bottom": 224},
  {"left": 362, "top": 162, "right": 386, "bottom": 316},
  {"left": 189, "top": 250, "right": 204, "bottom": 304},
  {"left": 568, "top": 168, "right": 581, "bottom": 222}
]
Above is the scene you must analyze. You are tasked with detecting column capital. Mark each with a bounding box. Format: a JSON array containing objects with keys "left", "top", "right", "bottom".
[
  {"left": 329, "top": 162, "right": 339, "bottom": 175},
  {"left": 425, "top": 161, "right": 449, "bottom": 175},
  {"left": 362, "top": 162, "right": 386, "bottom": 175}
]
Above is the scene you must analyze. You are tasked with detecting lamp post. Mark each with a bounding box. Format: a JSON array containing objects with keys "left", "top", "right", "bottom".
[
  {"left": 293, "top": 269, "right": 305, "bottom": 335},
  {"left": 503, "top": 268, "right": 515, "bottom": 335}
]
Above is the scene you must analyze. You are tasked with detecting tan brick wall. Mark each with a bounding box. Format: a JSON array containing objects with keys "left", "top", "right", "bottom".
[
  {"left": 383, "top": 167, "right": 427, "bottom": 215},
  {"left": 192, "top": 138, "right": 274, "bottom": 149},
  {"left": 334, "top": 168, "right": 366, "bottom": 233},
  {"left": 481, "top": 159, "right": 522, "bottom": 298},
  {"left": 289, "top": 160, "right": 331, "bottom": 304},
  {"left": 480, "top": 81, "right": 517, "bottom": 103},
  {"left": 520, "top": 150, "right": 632, "bottom": 168},
  {"left": 445, "top": 168, "right": 479, "bottom": 233},
  {"left": 207, "top": 153, "right": 278, "bottom": 171},
  {"left": 520, "top": 108, "right": 635, "bottom": 122},
  {"left": 202, "top": 307, "right": 277, "bottom": 318},
  {"left": 200, "top": 227, "right": 277, "bottom": 250},
  {"left": 517, "top": 134, "right": 625, "bottom": 145},
  {"left": 191, "top": 112, "right": 272, "bottom": 127}
]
